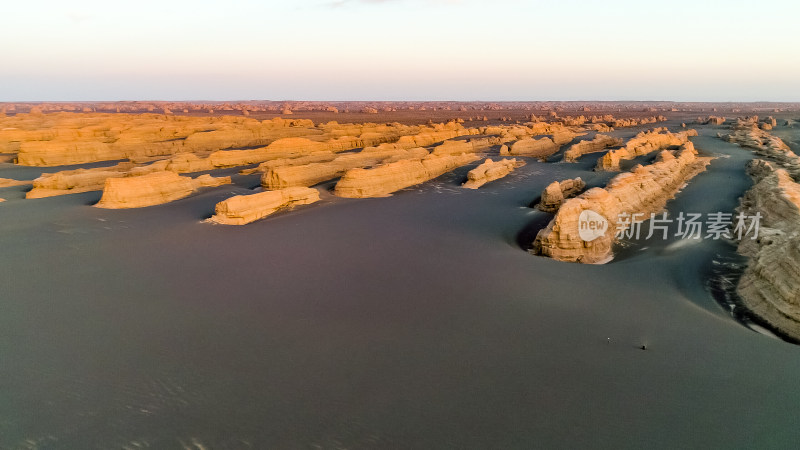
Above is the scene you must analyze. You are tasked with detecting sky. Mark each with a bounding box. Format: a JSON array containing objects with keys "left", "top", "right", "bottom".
[{"left": 2, "top": 0, "right": 799, "bottom": 102}]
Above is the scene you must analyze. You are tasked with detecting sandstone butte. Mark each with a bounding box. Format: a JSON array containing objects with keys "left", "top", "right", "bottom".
[
  {"left": 95, "top": 171, "right": 231, "bottom": 209},
  {"left": 735, "top": 159, "right": 800, "bottom": 341},
  {"left": 536, "top": 178, "right": 586, "bottom": 213},
  {"left": 563, "top": 135, "right": 624, "bottom": 162},
  {"left": 596, "top": 128, "right": 698, "bottom": 171},
  {"left": 334, "top": 153, "right": 480, "bottom": 198},
  {"left": 462, "top": 158, "right": 525, "bottom": 189},
  {"left": 533, "top": 142, "right": 712, "bottom": 263},
  {"left": 723, "top": 122, "right": 800, "bottom": 179},
  {"left": 208, "top": 187, "right": 320, "bottom": 225},
  {"left": 238, "top": 152, "right": 337, "bottom": 175}
]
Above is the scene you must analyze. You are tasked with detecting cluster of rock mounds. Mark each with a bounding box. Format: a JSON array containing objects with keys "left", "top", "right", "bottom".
[
  {"left": 462, "top": 158, "right": 525, "bottom": 189},
  {"left": 735, "top": 159, "right": 800, "bottom": 341},
  {"left": 596, "top": 128, "right": 698, "bottom": 171},
  {"left": 533, "top": 142, "right": 712, "bottom": 263},
  {"left": 536, "top": 178, "right": 586, "bottom": 213}
]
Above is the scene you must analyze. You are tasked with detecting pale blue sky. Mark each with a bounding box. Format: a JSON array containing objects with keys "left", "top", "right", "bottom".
[{"left": 2, "top": 0, "right": 798, "bottom": 101}]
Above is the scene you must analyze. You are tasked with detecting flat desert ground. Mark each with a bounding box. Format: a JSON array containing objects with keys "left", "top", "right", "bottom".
[{"left": 1, "top": 103, "right": 800, "bottom": 449}]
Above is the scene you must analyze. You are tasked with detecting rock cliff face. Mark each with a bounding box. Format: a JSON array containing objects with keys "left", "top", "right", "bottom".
[
  {"left": 208, "top": 187, "right": 320, "bottom": 225},
  {"left": 334, "top": 153, "right": 480, "bottom": 198},
  {"left": 536, "top": 178, "right": 586, "bottom": 212},
  {"left": 462, "top": 158, "right": 525, "bottom": 189},
  {"left": 95, "top": 171, "right": 231, "bottom": 209},
  {"left": 735, "top": 160, "right": 800, "bottom": 340},
  {"left": 533, "top": 142, "right": 711, "bottom": 263},
  {"left": 563, "top": 135, "right": 623, "bottom": 162},
  {"left": 596, "top": 128, "right": 697, "bottom": 171},
  {"left": 723, "top": 124, "right": 800, "bottom": 178}
]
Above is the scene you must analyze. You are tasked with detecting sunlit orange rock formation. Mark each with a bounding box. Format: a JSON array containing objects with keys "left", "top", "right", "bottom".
[
  {"left": 334, "top": 154, "right": 480, "bottom": 198},
  {"left": 95, "top": 171, "right": 231, "bottom": 209},
  {"left": 462, "top": 158, "right": 525, "bottom": 189},
  {"left": 208, "top": 187, "right": 320, "bottom": 225},
  {"left": 563, "top": 135, "right": 623, "bottom": 162},
  {"left": 596, "top": 128, "right": 697, "bottom": 171},
  {"left": 533, "top": 142, "right": 711, "bottom": 263},
  {"left": 537, "top": 178, "right": 586, "bottom": 213}
]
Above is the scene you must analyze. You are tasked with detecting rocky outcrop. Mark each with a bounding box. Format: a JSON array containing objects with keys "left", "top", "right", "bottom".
[
  {"left": 430, "top": 137, "right": 499, "bottom": 156},
  {"left": 536, "top": 178, "right": 586, "bottom": 213},
  {"left": 262, "top": 147, "right": 429, "bottom": 189},
  {"left": 596, "top": 128, "right": 697, "bottom": 171},
  {"left": 239, "top": 152, "right": 338, "bottom": 175},
  {"left": 334, "top": 153, "right": 480, "bottom": 198},
  {"left": 0, "top": 177, "right": 31, "bottom": 188},
  {"left": 462, "top": 158, "right": 525, "bottom": 189},
  {"left": 735, "top": 160, "right": 800, "bottom": 340},
  {"left": 502, "top": 137, "right": 560, "bottom": 159},
  {"left": 610, "top": 116, "right": 666, "bottom": 128},
  {"left": 533, "top": 142, "right": 712, "bottom": 263},
  {"left": 208, "top": 187, "right": 320, "bottom": 225},
  {"left": 697, "top": 116, "right": 726, "bottom": 125},
  {"left": 723, "top": 123, "right": 800, "bottom": 179},
  {"left": 95, "top": 171, "right": 231, "bottom": 209},
  {"left": 563, "top": 135, "right": 623, "bottom": 162}
]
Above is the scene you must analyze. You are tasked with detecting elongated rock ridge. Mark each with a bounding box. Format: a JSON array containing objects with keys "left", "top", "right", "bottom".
[
  {"left": 262, "top": 147, "right": 429, "bottom": 189},
  {"left": 563, "top": 135, "right": 623, "bottom": 162},
  {"left": 462, "top": 158, "right": 525, "bottom": 189},
  {"left": 735, "top": 159, "right": 800, "bottom": 340},
  {"left": 723, "top": 123, "right": 800, "bottom": 179},
  {"left": 596, "top": 128, "right": 697, "bottom": 171},
  {"left": 95, "top": 171, "right": 231, "bottom": 209},
  {"left": 334, "top": 153, "right": 480, "bottom": 198},
  {"left": 537, "top": 178, "right": 586, "bottom": 213},
  {"left": 533, "top": 142, "right": 712, "bottom": 263},
  {"left": 208, "top": 187, "right": 320, "bottom": 225},
  {"left": 501, "top": 137, "right": 560, "bottom": 159}
]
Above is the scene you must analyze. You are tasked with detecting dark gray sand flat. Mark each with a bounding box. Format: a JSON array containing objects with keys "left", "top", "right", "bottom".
[{"left": 2, "top": 126, "right": 800, "bottom": 449}]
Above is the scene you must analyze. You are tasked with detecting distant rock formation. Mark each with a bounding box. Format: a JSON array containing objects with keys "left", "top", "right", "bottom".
[
  {"left": 596, "top": 128, "right": 697, "bottom": 171},
  {"left": 533, "top": 142, "right": 711, "bottom": 263},
  {"left": 563, "top": 135, "right": 623, "bottom": 162},
  {"left": 334, "top": 153, "right": 480, "bottom": 198},
  {"left": 696, "top": 116, "right": 726, "bottom": 125},
  {"left": 208, "top": 187, "right": 320, "bottom": 225},
  {"left": 462, "top": 158, "right": 525, "bottom": 189},
  {"left": 735, "top": 160, "right": 800, "bottom": 340},
  {"left": 536, "top": 178, "right": 586, "bottom": 212},
  {"left": 95, "top": 171, "right": 230, "bottom": 209}
]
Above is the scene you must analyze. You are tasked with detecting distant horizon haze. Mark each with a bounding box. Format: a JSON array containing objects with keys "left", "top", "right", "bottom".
[{"left": 3, "top": 0, "right": 799, "bottom": 102}]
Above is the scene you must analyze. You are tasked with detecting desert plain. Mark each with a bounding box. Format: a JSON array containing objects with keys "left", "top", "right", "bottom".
[{"left": 1, "top": 100, "right": 800, "bottom": 448}]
